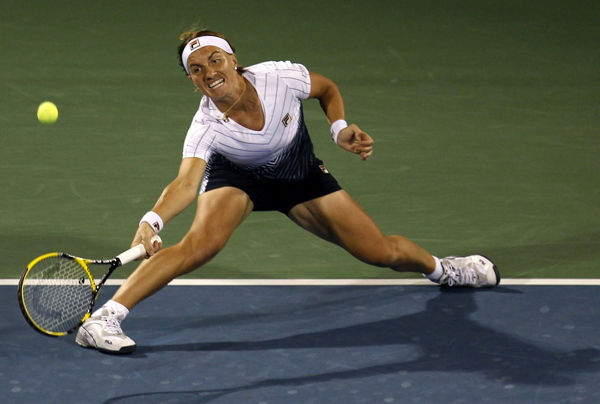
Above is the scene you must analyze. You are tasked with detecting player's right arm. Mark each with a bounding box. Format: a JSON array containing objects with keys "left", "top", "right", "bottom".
[{"left": 133, "top": 157, "right": 207, "bottom": 255}]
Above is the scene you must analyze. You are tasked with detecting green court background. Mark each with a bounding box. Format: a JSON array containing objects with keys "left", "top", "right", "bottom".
[{"left": 1, "top": 0, "right": 598, "bottom": 279}]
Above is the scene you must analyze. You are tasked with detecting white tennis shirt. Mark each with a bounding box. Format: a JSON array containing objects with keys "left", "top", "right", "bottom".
[{"left": 182, "top": 61, "right": 317, "bottom": 182}]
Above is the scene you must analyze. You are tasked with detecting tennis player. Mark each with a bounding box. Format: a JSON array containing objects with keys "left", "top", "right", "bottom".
[{"left": 76, "top": 30, "right": 500, "bottom": 354}]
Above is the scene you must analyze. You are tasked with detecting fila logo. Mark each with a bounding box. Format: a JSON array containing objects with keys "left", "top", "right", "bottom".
[
  {"left": 105, "top": 340, "right": 113, "bottom": 345},
  {"left": 153, "top": 221, "right": 161, "bottom": 232},
  {"left": 319, "top": 165, "right": 329, "bottom": 174},
  {"left": 282, "top": 113, "right": 291, "bottom": 127},
  {"left": 189, "top": 39, "right": 200, "bottom": 50}
]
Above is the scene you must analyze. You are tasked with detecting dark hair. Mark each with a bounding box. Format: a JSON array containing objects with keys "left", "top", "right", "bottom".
[{"left": 177, "top": 29, "right": 246, "bottom": 75}]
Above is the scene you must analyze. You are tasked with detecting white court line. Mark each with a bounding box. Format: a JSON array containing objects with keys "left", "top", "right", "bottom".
[{"left": 3, "top": 279, "right": 600, "bottom": 286}]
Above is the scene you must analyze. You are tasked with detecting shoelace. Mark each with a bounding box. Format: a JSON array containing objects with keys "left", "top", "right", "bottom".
[
  {"left": 446, "top": 263, "right": 477, "bottom": 287},
  {"left": 101, "top": 315, "right": 123, "bottom": 335}
]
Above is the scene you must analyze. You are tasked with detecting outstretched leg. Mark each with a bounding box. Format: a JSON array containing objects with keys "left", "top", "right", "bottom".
[
  {"left": 288, "top": 190, "right": 499, "bottom": 287},
  {"left": 76, "top": 187, "right": 253, "bottom": 354},
  {"left": 288, "top": 190, "right": 436, "bottom": 274}
]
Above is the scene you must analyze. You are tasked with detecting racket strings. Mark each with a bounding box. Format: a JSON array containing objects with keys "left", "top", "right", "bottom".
[{"left": 21, "top": 255, "right": 94, "bottom": 334}]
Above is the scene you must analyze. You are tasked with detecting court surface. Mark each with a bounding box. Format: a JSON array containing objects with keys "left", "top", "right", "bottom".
[
  {"left": 2, "top": 0, "right": 599, "bottom": 403},
  {"left": 2, "top": 283, "right": 600, "bottom": 404}
]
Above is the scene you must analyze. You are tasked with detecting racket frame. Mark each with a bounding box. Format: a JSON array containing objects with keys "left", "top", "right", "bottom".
[
  {"left": 18, "top": 237, "right": 158, "bottom": 337},
  {"left": 18, "top": 253, "right": 122, "bottom": 337}
]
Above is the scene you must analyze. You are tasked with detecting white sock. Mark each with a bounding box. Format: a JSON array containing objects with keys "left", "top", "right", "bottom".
[
  {"left": 93, "top": 299, "right": 129, "bottom": 319},
  {"left": 425, "top": 256, "right": 444, "bottom": 283}
]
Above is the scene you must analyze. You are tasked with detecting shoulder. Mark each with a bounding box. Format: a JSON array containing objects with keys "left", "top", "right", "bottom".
[
  {"left": 186, "top": 101, "right": 223, "bottom": 138},
  {"left": 183, "top": 107, "right": 220, "bottom": 160},
  {"left": 246, "top": 61, "right": 309, "bottom": 77},
  {"left": 246, "top": 61, "right": 311, "bottom": 99},
  {"left": 190, "top": 96, "right": 224, "bottom": 125}
]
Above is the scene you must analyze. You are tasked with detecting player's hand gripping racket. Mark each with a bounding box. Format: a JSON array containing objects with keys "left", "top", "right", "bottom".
[{"left": 18, "top": 235, "right": 161, "bottom": 337}]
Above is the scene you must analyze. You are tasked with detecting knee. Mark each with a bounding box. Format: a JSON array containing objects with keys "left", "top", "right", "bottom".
[{"left": 176, "top": 233, "right": 228, "bottom": 274}]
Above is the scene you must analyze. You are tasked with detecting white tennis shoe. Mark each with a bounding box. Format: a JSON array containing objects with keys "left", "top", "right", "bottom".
[
  {"left": 438, "top": 255, "right": 500, "bottom": 287},
  {"left": 76, "top": 307, "right": 136, "bottom": 354}
]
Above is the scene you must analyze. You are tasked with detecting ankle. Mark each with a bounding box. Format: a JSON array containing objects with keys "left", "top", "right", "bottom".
[
  {"left": 424, "top": 256, "right": 443, "bottom": 283},
  {"left": 93, "top": 300, "right": 129, "bottom": 320}
]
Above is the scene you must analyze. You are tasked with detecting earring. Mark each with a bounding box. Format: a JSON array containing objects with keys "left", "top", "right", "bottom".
[{"left": 234, "top": 66, "right": 238, "bottom": 70}]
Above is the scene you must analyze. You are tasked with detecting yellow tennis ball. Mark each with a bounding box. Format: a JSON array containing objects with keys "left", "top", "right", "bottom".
[{"left": 37, "top": 101, "right": 59, "bottom": 124}]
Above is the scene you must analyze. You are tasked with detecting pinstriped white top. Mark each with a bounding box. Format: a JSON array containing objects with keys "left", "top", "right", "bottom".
[{"left": 182, "top": 61, "right": 316, "bottom": 182}]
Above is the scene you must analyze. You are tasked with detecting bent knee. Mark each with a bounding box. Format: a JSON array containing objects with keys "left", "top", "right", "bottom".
[{"left": 177, "top": 234, "right": 228, "bottom": 273}]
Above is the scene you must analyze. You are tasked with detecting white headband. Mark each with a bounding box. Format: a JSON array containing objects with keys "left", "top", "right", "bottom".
[{"left": 182, "top": 36, "right": 234, "bottom": 74}]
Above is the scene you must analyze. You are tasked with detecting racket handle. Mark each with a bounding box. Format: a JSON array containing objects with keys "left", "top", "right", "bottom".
[{"left": 117, "top": 235, "right": 162, "bottom": 266}]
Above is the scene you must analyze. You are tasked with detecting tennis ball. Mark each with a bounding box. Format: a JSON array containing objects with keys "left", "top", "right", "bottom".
[{"left": 37, "top": 101, "right": 59, "bottom": 124}]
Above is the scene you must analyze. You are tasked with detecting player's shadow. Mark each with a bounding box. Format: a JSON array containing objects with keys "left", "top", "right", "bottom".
[{"left": 134, "top": 287, "right": 600, "bottom": 388}]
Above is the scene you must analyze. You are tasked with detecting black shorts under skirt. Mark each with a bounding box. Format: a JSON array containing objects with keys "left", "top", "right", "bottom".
[{"left": 203, "top": 157, "right": 342, "bottom": 214}]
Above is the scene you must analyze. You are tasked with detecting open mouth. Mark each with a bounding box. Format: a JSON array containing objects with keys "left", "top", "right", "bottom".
[{"left": 208, "top": 78, "right": 225, "bottom": 89}]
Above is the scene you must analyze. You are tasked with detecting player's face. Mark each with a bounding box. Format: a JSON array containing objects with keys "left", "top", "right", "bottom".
[{"left": 187, "top": 46, "right": 239, "bottom": 100}]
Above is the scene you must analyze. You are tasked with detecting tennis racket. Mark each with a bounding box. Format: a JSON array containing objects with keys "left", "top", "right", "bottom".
[{"left": 18, "top": 235, "right": 161, "bottom": 337}]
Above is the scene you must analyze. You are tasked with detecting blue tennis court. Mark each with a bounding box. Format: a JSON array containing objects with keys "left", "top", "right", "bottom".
[{"left": 3, "top": 283, "right": 600, "bottom": 404}]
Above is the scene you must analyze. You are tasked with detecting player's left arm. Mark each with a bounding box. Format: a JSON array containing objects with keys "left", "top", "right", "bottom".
[{"left": 308, "top": 72, "right": 373, "bottom": 161}]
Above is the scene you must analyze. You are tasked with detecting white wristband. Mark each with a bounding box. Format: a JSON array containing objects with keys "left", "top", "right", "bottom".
[
  {"left": 330, "top": 119, "right": 348, "bottom": 145},
  {"left": 139, "top": 211, "right": 163, "bottom": 234}
]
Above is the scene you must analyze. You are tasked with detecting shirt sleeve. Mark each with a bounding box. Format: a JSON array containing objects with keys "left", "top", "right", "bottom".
[
  {"left": 182, "top": 115, "right": 217, "bottom": 162},
  {"left": 262, "top": 61, "right": 311, "bottom": 100}
]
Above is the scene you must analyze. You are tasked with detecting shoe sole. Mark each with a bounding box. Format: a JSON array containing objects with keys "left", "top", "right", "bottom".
[
  {"left": 97, "top": 345, "right": 136, "bottom": 355},
  {"left": 77, "top": 340, "right": 136, "bottom": 355}
]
